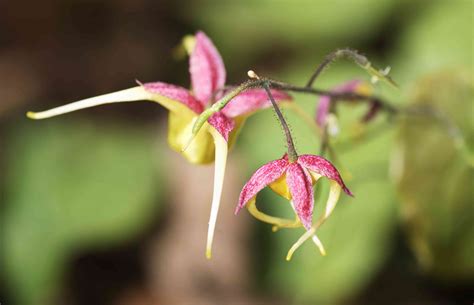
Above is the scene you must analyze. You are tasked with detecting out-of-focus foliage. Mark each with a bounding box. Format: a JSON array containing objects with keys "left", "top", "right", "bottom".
[
  {"left": 394, "top": 0, "right": 473, "bottom": 86},
  {"left": 390, "top": 0, "right": 473, "bottom": 281},
  {"left": 2, "top": 120, "right": 163, "bottom": 305},
  {"left": 185, "top": 0, "right": 397, "bottom": 70},
  {"left": 392, "top": 70, "right": 474, "bottom": 279}
]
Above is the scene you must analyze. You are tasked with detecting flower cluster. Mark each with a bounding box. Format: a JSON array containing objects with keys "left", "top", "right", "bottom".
[{"left": 27, "top": 31, "right": 392, "bottom": 260}]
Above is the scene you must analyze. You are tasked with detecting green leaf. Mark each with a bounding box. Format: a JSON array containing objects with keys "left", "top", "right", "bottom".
[
  {"left": 392, "top": 70, "right": 474, "bottom": 280},
  {"left": 2, "top": 120, "right": 163, "bottom": 305}
]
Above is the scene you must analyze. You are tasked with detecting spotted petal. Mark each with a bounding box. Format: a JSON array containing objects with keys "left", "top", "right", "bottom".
[
  {"left": 286, "top": 163, "right": 314, "bottom": 229},
  {"left": 190, "top": 31, "right": 226, "bottom": 105},
  {"left": 236, "top": 157, "right": 289, "bottom": 213},
  {"left": 142, "top": 81, "right": 203, "bottom": 114},
  {"left": 221, "top": 88, "right": 292, "bottom": 118},
  {"left": 297, "top": 154, "right": 352, "bottom": 196},
  {"left": 207, "top": 112, "right": 235, "bottom": 142}
]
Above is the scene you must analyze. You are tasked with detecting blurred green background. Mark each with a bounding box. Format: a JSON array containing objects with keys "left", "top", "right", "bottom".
[{"left": 0, "top": 0, "right": 472, "bottom": 304}]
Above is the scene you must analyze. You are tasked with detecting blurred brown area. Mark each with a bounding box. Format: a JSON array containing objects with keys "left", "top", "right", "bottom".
[{"left": 0, "top": 0, "right": 186, "bottom": 121}]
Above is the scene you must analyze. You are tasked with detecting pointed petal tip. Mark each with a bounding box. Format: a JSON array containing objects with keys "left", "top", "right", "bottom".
[
  {"left": 344, "top": 187, "right": 354, "bottom": 197},
  {"left": 26, "top": 111, "right": 38, "bottom": 119},
  {"left": 206, "top": 248, "right": 212, "bottom": 260},
  {"left": 234, "top": 205, "right": 241, "bottom": 215},
  {"left": 311, "top": 235, "right": 327, "bottom": 256}
]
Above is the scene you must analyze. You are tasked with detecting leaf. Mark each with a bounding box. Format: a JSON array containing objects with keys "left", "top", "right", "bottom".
[
  {"left": 2, "top": 119, "right": 163, "bottom": 305},
  {"left": 392, "top": 70, "right": 474, "bottom": 280}
]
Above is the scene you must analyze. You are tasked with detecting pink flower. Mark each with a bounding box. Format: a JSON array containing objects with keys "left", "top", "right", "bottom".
[
  {"left": 27, "top": 31, "right": 291, "bottom": 259},
  {"left": 236, "top": 153, "right": 352, "bottom": 259},
  {"left": 316, "top": 80, "right": 367, "bottom": 127},
  {"left": 28, "top": 31, "right": 290, "bottom": 163},
  {"left": 316, "top": 80, "right": 381, "bottom": 133}
]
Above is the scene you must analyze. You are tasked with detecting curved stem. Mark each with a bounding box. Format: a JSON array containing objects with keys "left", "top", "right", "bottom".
[
  {"left": 262, "top": 81, "right": 298, "bottom": 162},
  {"left": 306, "top": 48, "right": 370, "bottom": 88},
  {"left": 192, "top": 80, "right": 262, "bottom": 136},
  {"left": 282, "top": 102, "right": 323, "bottom": 137},
  {"left": 269, "top": 80, "right": 397, "bottom": 114},
  {"left": 305, "top": 48, "right": 398, "bottom": 89}
]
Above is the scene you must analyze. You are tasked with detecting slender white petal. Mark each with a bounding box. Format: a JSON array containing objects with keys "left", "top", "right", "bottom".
[
  {"left": 205, "top": 127, "right": 228, "bottom": 259},
  {"left": 286, "top": 227, "right": 315, "bottom": 261},
  {"left": 311, "top": 235, "right": 327, "bottom": 256},
  {"left": 324, "top": 180, "right": 342, "bottom": 219},
  {"left": 27, "top": 87, "right": 151, "bottom": 119},
  {"left": 285, "top": 222, "right": 327, "bottom": 260},
  {"left": 286, "top": 180, "right": 342, "bottom": 259}
]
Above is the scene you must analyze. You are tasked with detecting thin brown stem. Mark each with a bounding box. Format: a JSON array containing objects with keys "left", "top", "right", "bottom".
[
  {"left": 305, "top": 48, "right": 370, "bottom": 88},
  {"left": 262, "top": 81, "right": 298, "bottom": 162}
]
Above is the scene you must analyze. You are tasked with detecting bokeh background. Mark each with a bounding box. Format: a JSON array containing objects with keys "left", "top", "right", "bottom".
[{"left": 0, "top": 0, "right": 472, "bottom": 304}]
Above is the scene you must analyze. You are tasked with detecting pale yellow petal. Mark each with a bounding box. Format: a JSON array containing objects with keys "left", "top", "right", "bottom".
[
  {"left": 27, "top": 87, "right": 152, "bottom": 120},
  {"left": 205, "top": 127, "right": 228, "bottom": 259}
]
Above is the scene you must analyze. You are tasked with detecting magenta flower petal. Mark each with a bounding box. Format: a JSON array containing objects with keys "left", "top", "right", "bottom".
[
  {"left": 142, "top": 81, "right": 204, "bottom": 114},
  {"left": 315, "top": 96, "right": 331, "bottom": 128},
  {"left": 286, "top": 163, "right": 314, "bottom": 229},
  {"left": 236, "top": 158, "right": 289, "bottom": 214},
  {"left": 315, "top": 80, "right": 364, "bottom": 128},
  {"left": 221, "top": 88, "right": 292, "bottom": 118},
  {"left": 297, "top": 155, "right": 352, "bottom": 196},
  {"left": 190, "top": 31, "right": 226, "bottom": 105},
  {"left": 207, "top": 112, "right": 235, "bottom": 142}
]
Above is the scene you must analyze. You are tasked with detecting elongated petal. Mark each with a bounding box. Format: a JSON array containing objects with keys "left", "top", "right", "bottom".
[
  {"left": 297, "top": 154, "right": 352, "bottom": 196},
  {"left": 207, "top": 112, "right": 235, "bottom": 142},
  {"left": 27, "top": 84, "right": 201, "bottom": 120},
  {"left": 221, "top": 88, "right": 292, "bottom": 118},
  {"left": 142, "top": 82, "right": 203, "bottom": 114},
  {"left": 324, "top": 180, "right": 342, "bottom": 219},
  {"left": 190, "top": 31, "right": 226, "bottom": 105},
  {"left": 206, "top": 127, "right": 228, "bottom": 259},
  {"left": 286, "top": 163, "right": 314, "bottom": 229},
  {"left": 27, "top": 87, "right": 153, "bottom": 120},
  {"left": 236, "top": 157, "right": 289, "bottom": 213},
  {"left": 286, "top": 226, "right": 326, "bottom": 260}
]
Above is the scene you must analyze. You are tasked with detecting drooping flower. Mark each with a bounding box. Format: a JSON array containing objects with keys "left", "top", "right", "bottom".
[
  {"left": 235, "top": 153, "right": 352, "bottom": 259},
  {"left": 316, "top": 79, "right": 375, "bottom": 131},
  {"left": 26, "top": 31, "right": 291, "bottom": 259}
]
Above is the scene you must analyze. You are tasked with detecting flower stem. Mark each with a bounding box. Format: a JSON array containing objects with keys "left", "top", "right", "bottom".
[
  {"left": 190, "top": 80, "right": 262, "bottom": 138},
  {"left": 262, "top": 81, "right": 298, "bottom": 162},
  {"left": 305, "top": 48, "right": 398, "bottom": 89},
  {"left": 306, "top": 48, "right": 369, "bottom": 88}
]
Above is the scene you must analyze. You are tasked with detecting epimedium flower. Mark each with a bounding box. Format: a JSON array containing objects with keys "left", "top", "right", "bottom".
[
  {"left": 26, "top": 31, "right": 291, "bottom": 259},
  {"left": 315, "top": 79, "right": 375, "bottom": 132},
  {"left": 235, "top": 153, "right": 352, "bottom": 260}
]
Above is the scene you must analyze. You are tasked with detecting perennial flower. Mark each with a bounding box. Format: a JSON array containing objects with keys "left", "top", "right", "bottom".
[
  {"left": 27, "top": 31, "right": 291, "bottom": 259},
  {"left": 315, "top": 79, "right": 374, "bottom": 129},
  {"left": 236, "top": 153, "right": 352, "bottom": 259}
]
